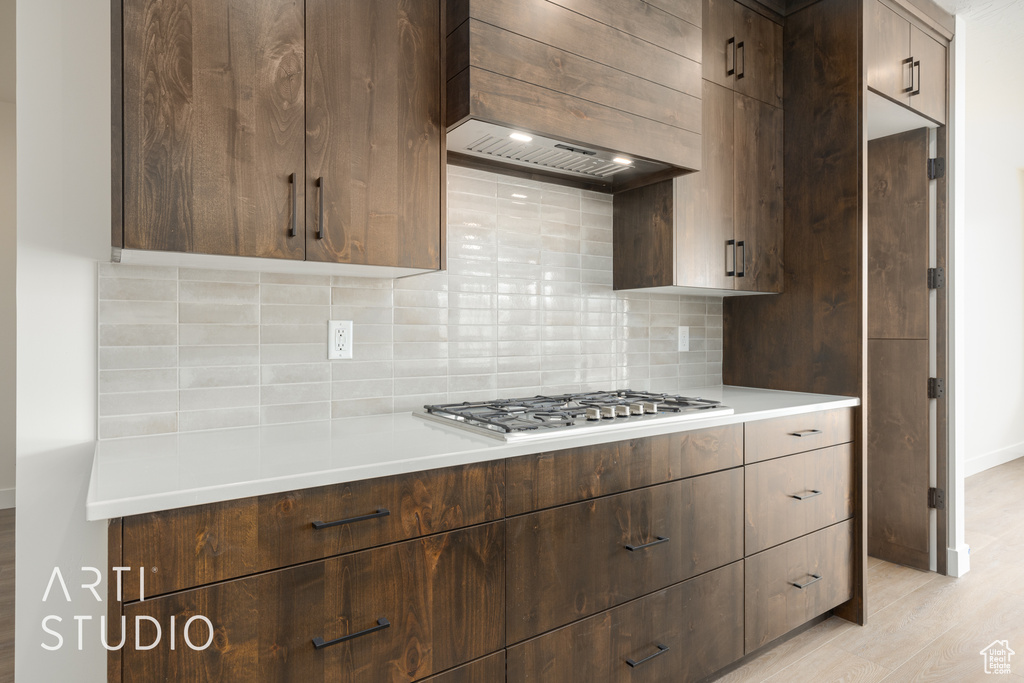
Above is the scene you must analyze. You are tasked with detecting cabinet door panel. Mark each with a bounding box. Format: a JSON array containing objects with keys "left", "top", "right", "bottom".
[
  {"left": 911, "top": 26, "right": 947, "bottom": 124},
  {"left": 123, "top": 0, "right": 306, "bottom": 258},
  {"left": 733, "top": 4, "right": 783, "bottom": 108},
  {"left": 866, "top": 1, "right": 911, "bottom": 105},
  {"left": 675, "top": 81, "right": 735, "bottom": 290},
  {"left": 734, "top": 94, "right": 783, "bottom": 293},
  {"left": 305, "top": 0, "right": 442, "bottom": 268},
  {"left": 702, "top": 0, "right": 735, "bottom": 89}
]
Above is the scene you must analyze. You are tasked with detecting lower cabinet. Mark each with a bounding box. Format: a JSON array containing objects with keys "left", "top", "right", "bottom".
[
  {"left": 506, "top": 561, "right": 744, "bottom": 683},
  {"left": 122, "top": 523, "right": 505, "bottom": 683}
]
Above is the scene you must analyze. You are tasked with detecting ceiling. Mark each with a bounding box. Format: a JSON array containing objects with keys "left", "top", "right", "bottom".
[
  {"left": 930, "top": 0, "right": 1024, "bottom": 51},
  {"left": 0, "top": 0, "right": 13, "bottom": 103}
]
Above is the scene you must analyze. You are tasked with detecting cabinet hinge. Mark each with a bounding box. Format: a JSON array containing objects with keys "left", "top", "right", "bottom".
[
  {"left": 927, "top": 267, "right": 945, "bottom": 289},
  {"left": 928, "top": 157, "right": 945, "bottom": 180},
  {"left": 928, "top": 377, "right": 945, "bottom": 399},
  {"left": 928, "top": 487, "right": 946, "bottom": 510}
]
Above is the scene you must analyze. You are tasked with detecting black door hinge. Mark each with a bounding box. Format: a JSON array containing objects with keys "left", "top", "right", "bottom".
[
  {"left": 928, "top": 487, "right": 946, "bottom": 510},
  {"left": 928, "top": 377, "right": 945, "bottom": 399},
  {"left": 928, "top": 267, "right": 945, "bottom": 289},
  {"left": 928, "top": 157, "right": 945, "bottom": 180}
]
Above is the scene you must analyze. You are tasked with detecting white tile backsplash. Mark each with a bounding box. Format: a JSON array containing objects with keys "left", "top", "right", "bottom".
[{"left": 97, "top": 165, "right": 724, "bottom": 438}]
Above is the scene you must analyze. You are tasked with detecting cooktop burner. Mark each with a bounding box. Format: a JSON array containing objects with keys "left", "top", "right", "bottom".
[{"left": 413, "top": 390, "right": 733, "bottom": 442}]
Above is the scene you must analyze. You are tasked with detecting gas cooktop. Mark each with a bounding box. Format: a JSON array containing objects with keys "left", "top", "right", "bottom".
[{"left": 413, "top": 390, "right": 733, "bottom": 442}]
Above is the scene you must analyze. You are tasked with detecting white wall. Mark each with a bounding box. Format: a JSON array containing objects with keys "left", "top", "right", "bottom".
[
  {"left": 961, "top": 7, "right": 1024, "bottom": 476},
  {"left": 16, "top": 0, "right": 109, "bottom": 680},
  {"left": 0, "top": 100, "right": 15, "bottom": 508}
]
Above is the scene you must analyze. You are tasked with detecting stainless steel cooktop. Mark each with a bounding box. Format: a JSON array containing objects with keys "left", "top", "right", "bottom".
[{"left": 413, "top": 390, "right": 734, "bottom": 442}]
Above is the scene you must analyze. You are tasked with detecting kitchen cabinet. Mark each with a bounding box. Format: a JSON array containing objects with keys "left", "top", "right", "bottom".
[
  {"left": 865, "top": 0, "right": 947, "bottom": 124},
  {"left": 703, "top": 0, "right": 782, "bottom": 108},
  {"left": 613, "top": 80, "right": 782, "bottom": 294},
  {"left": 119, "top": 0, "right": 442, "bottom": 270}
]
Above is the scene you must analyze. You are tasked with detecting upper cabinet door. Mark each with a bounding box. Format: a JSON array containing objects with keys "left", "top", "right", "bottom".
[
  {"left": 734, "top": 93, "right": 783, "bottom": 294},
  {"left": 910, "top": 25, "right": 947, "bottom": 124},
  {"left": 703, "top": 0, "right": 736, "bottom": 91},
  {"left": 305, "top": 0, "right": 442, "bottom": 269},
  {"left": 123, "top": 0, "right": 306, "bottom": 259},
  {"left": 866, "top": 1, "right": 911, "bottom": 105},
  {"left": 732, "top": 5, "right": 783, "bottom": 109}
]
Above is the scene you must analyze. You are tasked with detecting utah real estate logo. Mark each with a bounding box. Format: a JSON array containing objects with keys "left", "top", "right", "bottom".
[{"left": 980, "top": 640, "right": 1015, "bottom": 675}]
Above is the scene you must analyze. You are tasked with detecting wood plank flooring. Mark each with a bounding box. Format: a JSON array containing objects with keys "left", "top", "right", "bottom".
[
  {"left": 0, "top": 507, "right": 12, "bottom": 683},
  {"left": 714, "top": 456, "right": 1024, "bottom": 682}
]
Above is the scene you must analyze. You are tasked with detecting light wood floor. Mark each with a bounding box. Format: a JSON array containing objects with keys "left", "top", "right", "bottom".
[
  {"left": 714, "top": 456, "right": 1024, "bottom": 682},
  {"left": 0, "top": 507, "right": 12, "bottom": 683}
]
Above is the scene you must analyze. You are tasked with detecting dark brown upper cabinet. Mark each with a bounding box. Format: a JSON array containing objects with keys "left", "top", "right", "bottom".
[
  {"left": 613, "top": 80, "right": 782, "bottom": 295},
  {"left": 445, "top": 0, "right": 703, "bottom": 192},
  {"left": 866, "top": 0, "right": 947, "bottom": 124},
  {"left": 119, "top": 0, "right": 443, "bottom": 272},
  {"left": 703, "top": 0, "right": 782, "bottom": 108}
]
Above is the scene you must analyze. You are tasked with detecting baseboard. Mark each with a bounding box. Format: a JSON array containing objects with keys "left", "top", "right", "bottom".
[
  {"left": 965, "top": 442, "right": 1024, "bottom": 477},
  {"left": 0, "top": 488, "right": 14, "bottom": 509},
  {"left": 947, "top": 544, "right": 971, "bottom": 577}
]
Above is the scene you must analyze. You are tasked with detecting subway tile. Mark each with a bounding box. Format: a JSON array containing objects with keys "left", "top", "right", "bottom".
[
  {"left": 99, "top": 390, "right": 178, "bottom": 417},
  {"left": 178, "top": 303, "right": 258, "bottom": 325},
  {"left": 331, "top": 287, "right": 394, "bottom": 308},
  {"left": 394, "top": 324, "right": 448, "bottom": 343},
  {"left": 261, "top": 402, "right": 331, "bottom": 425},
  {"left": 261, "top": 283, "right": 331, "bottom": 305},
  {"left": 99, "top": 264, "right": 178, "bottom": 280},
  {"left": 581, "top": 211, "right": 612, "bottom": 229},
  {"left": 395, "top": 377, "right": 448, "bottom": 396},
  {"left": 394, "top": 393, "right": 447, "bottom": 413},
  {"left": 99, "top": 346, "right": 178, "bottom": 370},
  {"left": 393, "top": 358, "right": 447, "bottom": 378},
  {"left": 330, "top": 275, "right": 393, "bottom": 289},
  {"left": 261, "top": 324, "right": 323, "bottom": 345},
  {"left": 178, "top": 268, "right": 260, "bottom": 283},
  {"left": 261, "top": 344, "right": 326, "bottom": 365},
  {"left": 99, "top": 300, "right": 177, "bottom": 325},
  {"left": 179, "top": 281, "right": 259, "bottom": 304},
  {"left": 179, "top": 345, "right": 260, "bottom": 367},
  {"left": 99, "top": 278, "right": 177, "bottom": 302},
  {"left": 332, "top": 360, "right": 393, "bottom": 381},
  {"left": 332, "top": 397, "right": 394, "bottom": 418},
  {"left": 448, "top": 173, "right": 497, "bottom": 197},
  {"left": 449, "top": 341, "right": 496, "bottom": 358},
  {"left": 261, "top": 272, "right": 332, "bottom": 286},
  {"left": 329, "top": 305, "right": 392, "bottom": 325},
  {"left": 179, "top": 366, "right": 260, "bottom": 389},
  {"left": 99, "top": 413, "right": 178, "bottom": 439},
  {"left": 99, "top": 324, "right": 177, "bottom": 347},
  {"left": 261, "top": 304, "right": 330, "bottom": 325},
  {"left": 178, "top": 407, "right": 260, "bottom": 432},
  {"left": 179, "top": 386, "right": 260, "bottom": 411},
  {"left": 449, "top": 357, "right": 497, "bottom": 376},
  {"left": 498, "top": 356, "right": 540, "bottom": 373},
  {"left": 394, "top": 307, "right": 447, "bottom": 326},
  {"left": 262, "top": 363, "right": 331, "bottom": 385},
  {"left": 449, "top": 374, "right": 497, "bottom": 393},
  {"left": 393, "top": 289, "right": 447, "bottom": 309},
  {"left": 180, "top": 324, "right": 260, "bottom": 346},
  {"left": 100, "top": 368, "right": 178, "bottom": 394},
  {"left": 261, "top": 382, "right": 332, "bottom": 405},
  {"left": 332, "top": 378, "right": 394, "bottom": 400}
]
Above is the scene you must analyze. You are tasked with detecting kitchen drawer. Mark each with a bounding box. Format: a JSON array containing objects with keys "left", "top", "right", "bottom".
[
  {"left": 505, "top": 424, "right": 742, "bottom": 515},
  {"left": 506, "top": 468, "right": 743, "bottom": 643},
  {"left": 744, "top": 520, "right": 854, "bottom": 652},
  {"left": 745, "top": 443, "right": 854, "bottom": 554},
  {"left": 123, "top": 523, "right": 505, "bottom": 683},
  {"left": 744, "top": 408, "right": 854, "bottom": 464},
  {"left": 507, "top": 561, "right": 744, "bottom": 683},
  {"left": 121, "top": 461, "right": 504, "bottom": 600},
  {"left": 420, "top": 652, "right": 505, "bottom": 683}
]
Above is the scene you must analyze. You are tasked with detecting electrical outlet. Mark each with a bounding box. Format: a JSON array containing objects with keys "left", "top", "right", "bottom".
[
  {"left": 678, "top": 326, "right": 690, "bottom": 352},
  {"left": 328, "top": 320, "right": 353, "bottom": 360}
]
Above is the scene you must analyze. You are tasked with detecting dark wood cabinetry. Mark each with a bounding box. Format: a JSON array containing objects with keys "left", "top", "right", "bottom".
[
  {"left": 865, "top": 0, "right": 946, "bottom": 124},
  {"left": 703, "top": 0, "right": 782, "bottom": 107},
  {"left": 119, "top": 0, "right": 443, "bottom": 270}
]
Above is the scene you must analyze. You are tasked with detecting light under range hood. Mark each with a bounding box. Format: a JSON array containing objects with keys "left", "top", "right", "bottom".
[{"left": 445, "top": 1, "right": 703, "bottom": 193}]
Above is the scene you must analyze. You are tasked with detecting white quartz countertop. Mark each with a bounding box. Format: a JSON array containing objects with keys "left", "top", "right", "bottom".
[{"left": 86, "top": 386, "right": 859, "bottom": 520}]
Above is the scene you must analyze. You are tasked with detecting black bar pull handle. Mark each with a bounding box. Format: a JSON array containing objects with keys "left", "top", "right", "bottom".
[
  {"left": 317, "top": 176, "right": 325, "bottom": 240},
  {"left": 312, "top": 617, "right": 390, "bottom": 650},
  {"left": 736, "top": 41, "right": 745, "bottom": 79},
  {"left": 791, "top": 574, "right": 822, "bottom": 590},
  {"left": 788, "top": 428, "right": 823, "bottom": 438},
  {"left": 903, "top": 56, "right": 915, "bottom": 93},
  {"left": 736, "top": 240, "right": 745, "bottom": 277},
  {"left": 625, "top": 536, "right": 669, "bottom": 552},
  {"left": 726, "top": 37, "right": 736, "bottom": 76},
  {"left": 289, "top": 173, "right": 298, "bottom": 238},
  {"left": 911, "top": 60, "right": 921, "bottom": 96},
  {"left": 312, "top": 508, "right": 390, "bottom": 531},
  {"left": 726, "top": 239, "right": 736, "bottom": 276},
  {"left": 626, "top": 643, "right": 670, "bottom": 668},
  {"left": 791, "top": 489, "right": 822, "bottom": 500}
]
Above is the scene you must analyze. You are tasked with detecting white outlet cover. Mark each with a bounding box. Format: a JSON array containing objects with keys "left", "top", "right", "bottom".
[
  {"left": 328, "top": 320, "right": 353, "bottom": 360},
  {"left": 678, "top": 326, "right": 690, "bottom": 352}
]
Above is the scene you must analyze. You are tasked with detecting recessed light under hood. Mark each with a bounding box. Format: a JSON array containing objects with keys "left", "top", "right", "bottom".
[{"left": 447, "top": 120, "right": 672, "bottom": 190}]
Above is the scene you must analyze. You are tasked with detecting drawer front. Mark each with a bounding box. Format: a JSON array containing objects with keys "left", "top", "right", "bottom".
[
  {"left": 123, "top": 523, "right": 505, "bottom": 683},
  {"left": 421, "top": 652, "right": 505, "bottom": 683},
  {"left": 744, "top": 520, "right": 854, "bottom": 653},
  {"left": 506, "top": 424, "right": 743, "bottom": 515},
  {"left": 744, "top": 408, "right": 854, "bottom": 464},
  {"left": 506, "top": 468, "right": 743, "bottom": 643},
  {"left": 258, "top": 460, "right": 505, "bottom": 571},
  {"left": 507, "top": 561, "right": 744, "bottom": 683},
  {"left": 745, "top": 443, "right": 855, "bottom": 554}
]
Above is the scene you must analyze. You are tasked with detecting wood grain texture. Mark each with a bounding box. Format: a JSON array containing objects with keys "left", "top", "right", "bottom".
[
  {"left": 745, "top": 520, "right": 855, "bottom": 653},
  {"left": 733, "top": 3, "right": 784, "bottom": 108},
  {"left": 122, "top": 497, "right": 259, "bottom": 601},
  {"left": 744, "top": 408, "right": 855, "bottom": 464},
  {"left": 107, "top": 518, "right": 122, "bottom": 683},
  {"left": 0, "top": 509, "right": 13, "bottom": 683},
  {"left": 122, "top": 524, "right": 505, "bottom": 683},
  {"left": 866, "top": 0, "right": 911, "bottom": 106},
  {"left": 111, "top": 0, "right": 124, "bottom": 250},
  {"left": 305, "top": 0, "right": 442, "bottom": 269},
  {"left": 674, "top": 80, "right": 735, "bottom": 291},
  {"left": 257, "top": 460, "right": 505, "bottom": 570},
  {"left": 420, "top": 652, "right": 505, "bottom": 683},
  {"left": 734, "top": 92, "right": 784, "bottom": 293},
  {"left": 123, "top": 0, "right": 307, "bottom": 259},
  {"left": 867, "top": 339, "right": 930, "bottom": 570},
  {"left": 745, "top": 444, "right": 855, "bottom": 555},
  {"left": 910, "top": 24, "right": 947, "bottom": 124},
  {"left": 934, "top": 124, "right": 948, "bottom": 575},
  {"left": 506, "top": 561, "right": 744, "bottom": 683},
  {"left": 612, "top": 180, "right": 676, "bottom": 290},
  {"left": 703, "top": 0, "right": 736, "bottom": 90},
  {"left": 645, "top": 0, "right": 702, "bottom": 28},
  {"left": 868, "top": 128, "right": 929, "bottom": 340},
  {"left": 505, "top": 424, "right": 743, "bottom": 515},
  {"left": 505, "top": 470, "right": 744, "bottom": 643}
]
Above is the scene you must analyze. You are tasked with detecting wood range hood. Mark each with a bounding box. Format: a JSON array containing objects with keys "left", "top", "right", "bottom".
[{"left": 444, "top": 0, "right": 704, "bottom": 193}]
